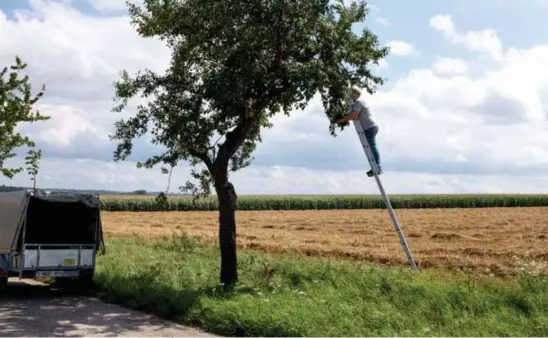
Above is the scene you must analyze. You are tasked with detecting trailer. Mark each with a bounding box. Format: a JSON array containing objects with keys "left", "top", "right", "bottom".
[{"left": 0, "top": 189, "right": 105, "bottom": 295}]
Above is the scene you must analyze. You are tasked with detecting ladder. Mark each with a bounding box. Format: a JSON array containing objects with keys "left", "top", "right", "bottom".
[{"left": 352, "top": 119, "right": 419, "bottom": 270}]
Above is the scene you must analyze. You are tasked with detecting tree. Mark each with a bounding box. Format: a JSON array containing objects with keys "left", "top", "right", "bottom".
[
  {"left": 161, "top": 164, "right": 175, "bottom": 194},
  {"left": 25, "top": 149, "right": 42, "bottom": 190},
  {"left": 110, "top": 0, "right": 388, "bottom": 287},
  {"left": 0, "top": 57, "right": 50, "bottom": 179}
]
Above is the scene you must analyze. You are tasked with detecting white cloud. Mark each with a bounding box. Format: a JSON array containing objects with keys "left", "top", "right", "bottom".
[
  {"left": 0, "top": 1, "right": 547, "bottom": 194},
  {"left": 429, "top": 14, "right": 503, "bottom": 61},
  {"left": 0, "top": 0, "right": 170, "bottom": 102},
  {"left": 0, "top": 0, "right": 170, "bottom": 158},
  {"left": 88, "top": 0, "right": 142, "bottom": 13},
  {"left": 377, "top": 59, "right": 389, "bottom": 69},
  {"left": 432, "top": 57, "right": 468, "bottom": 75},
  {"left": 429, "top": 14, "right": 455, "bottom": 33},
  {"left": 386, "top": 40, "right": 416, "bottom": 56},
  {"left": 20, "top": 104, "right": 107, "bottom": 146}
]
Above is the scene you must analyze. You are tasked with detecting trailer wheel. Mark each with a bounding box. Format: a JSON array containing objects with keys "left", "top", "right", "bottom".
[{"left": 0, "top": 277, "right": 7, "bottom": 296}]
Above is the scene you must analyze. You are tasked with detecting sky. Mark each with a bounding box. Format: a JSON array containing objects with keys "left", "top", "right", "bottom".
[{"left": 0, "top": 0, "right": 547, "bottom": 195}]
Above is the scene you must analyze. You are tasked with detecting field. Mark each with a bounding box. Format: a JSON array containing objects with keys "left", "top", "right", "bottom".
[
  {"left": 100, "top": 207, "right": 548, "bottom": 276},
  {"left": 93, "top": 195, "right": 548, "bottom": 336},
  {"left": 98, "top": 194, "right": 548, "bottom": 211}
]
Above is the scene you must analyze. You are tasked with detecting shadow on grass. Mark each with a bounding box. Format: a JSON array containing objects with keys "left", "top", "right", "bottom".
[
  {"left": 91, "top": 235, "right": 548, "bottom": 337},
  {"left": 93, "top": 270, "right": 295, "bottom": 337}
]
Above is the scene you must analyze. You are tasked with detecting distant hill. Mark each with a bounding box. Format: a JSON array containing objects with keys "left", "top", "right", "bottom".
[
  {"left": 0, "top": 185, "right": 27, "bottom": 192},
  {"left": 0, "top": 185, "right": 189, "bottom": 196},
  {"left": 0, "top": 184, "right": 124, "bottom": 195}
]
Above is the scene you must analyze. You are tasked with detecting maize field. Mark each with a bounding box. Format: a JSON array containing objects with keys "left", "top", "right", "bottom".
[{"left": 99, "top": 194, "right": 548, "bottom": 211}]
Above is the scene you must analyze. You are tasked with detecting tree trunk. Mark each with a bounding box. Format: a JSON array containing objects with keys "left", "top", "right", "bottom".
[{"left": 216, "top": 180, "right": 238, "bottom": 287}]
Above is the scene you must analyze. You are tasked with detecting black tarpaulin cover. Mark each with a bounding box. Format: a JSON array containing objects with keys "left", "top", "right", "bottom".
[{"left": 0, "top": 189, "right": 102, "bottom": 253}]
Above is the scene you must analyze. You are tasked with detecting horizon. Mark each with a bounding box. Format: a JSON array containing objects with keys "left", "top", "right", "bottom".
[{"left": 1, "top": 184, "right": 546, "bottom": 197}]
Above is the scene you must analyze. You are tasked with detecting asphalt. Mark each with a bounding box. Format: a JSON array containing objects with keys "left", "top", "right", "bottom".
[{"left": 0, "top": 279, "right": 216, "bottom": 337}]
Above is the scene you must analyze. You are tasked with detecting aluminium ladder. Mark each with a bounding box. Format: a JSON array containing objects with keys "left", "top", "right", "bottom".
[{"left": 352, "top": 119, "right": 419, "bottom": 270}]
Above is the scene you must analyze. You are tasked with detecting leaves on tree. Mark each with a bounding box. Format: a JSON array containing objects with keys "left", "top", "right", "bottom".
[
  {"left": 110, "top": 0, "right": 388, "bottom": 198},
  {"left": 0, "top": 56, "right": 49, "bottom": 180}
]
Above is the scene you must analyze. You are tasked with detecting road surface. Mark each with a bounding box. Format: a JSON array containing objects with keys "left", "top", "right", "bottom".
[{"left": 0, "top": 280, "right": 216, "bottom": 337}]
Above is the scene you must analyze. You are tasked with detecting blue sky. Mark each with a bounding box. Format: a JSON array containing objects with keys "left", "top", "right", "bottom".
[{"left": 0, "top": 0, "right": 547, "bottom": 194}]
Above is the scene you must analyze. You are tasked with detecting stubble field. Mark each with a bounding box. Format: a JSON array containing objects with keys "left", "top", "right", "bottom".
[{"left": 101, "top": 207, "right": 548, "bottom": 275}]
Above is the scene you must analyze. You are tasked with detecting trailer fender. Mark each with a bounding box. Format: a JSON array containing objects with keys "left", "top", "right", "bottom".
[{"left": 0, "top": 254, "right": 8, "bottom": 276}]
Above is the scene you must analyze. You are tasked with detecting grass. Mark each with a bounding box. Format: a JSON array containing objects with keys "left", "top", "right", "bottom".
[
  {"left": 93, "top": 235, "right": 548, "bottom": 337},
  {"left": 99, "top": 194, "right": 548, "bottom": 211}
]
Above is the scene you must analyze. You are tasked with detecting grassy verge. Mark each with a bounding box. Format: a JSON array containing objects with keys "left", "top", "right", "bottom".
[{"left": 94, "top": 235, "right": 548, "bottom": 337}]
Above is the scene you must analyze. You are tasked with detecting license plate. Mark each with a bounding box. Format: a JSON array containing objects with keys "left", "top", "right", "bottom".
[
  {"left": 36, "top": 270, "right": 80, "bottom": 278},
  {"left": 63, "top": 258, "right": 76, "bottom": 265}
]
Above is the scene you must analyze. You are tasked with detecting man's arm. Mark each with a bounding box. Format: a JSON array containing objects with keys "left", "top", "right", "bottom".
[{"left": 335, "top": 101, "right": 360, "bottom": 125}]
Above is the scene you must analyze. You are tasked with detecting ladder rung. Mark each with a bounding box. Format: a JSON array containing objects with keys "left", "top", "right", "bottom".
[{"left": 352, "top": 119, "right": 418, "bottom": 270}]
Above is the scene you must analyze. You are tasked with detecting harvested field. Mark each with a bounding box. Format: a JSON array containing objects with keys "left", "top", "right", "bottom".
[{"left": 101, "top": 207, "right": 548, "bottom": 276}]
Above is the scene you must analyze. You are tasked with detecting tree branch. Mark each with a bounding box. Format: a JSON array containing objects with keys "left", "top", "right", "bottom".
[
  {"left": 214, "top": 112, "right": 261, "bottom": 180},
  {"left": 190, "top": 150, "right": 214, "bottom": 172}
]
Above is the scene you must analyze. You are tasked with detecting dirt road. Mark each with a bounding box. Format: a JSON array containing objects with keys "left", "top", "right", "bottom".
[{"left": 0, "top": 280, "right": 216, "bottom": 337}]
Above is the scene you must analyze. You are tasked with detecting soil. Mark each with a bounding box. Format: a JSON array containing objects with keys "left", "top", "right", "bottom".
[{"left": 101, "top": 207, "right": 548, "bottom": 276}]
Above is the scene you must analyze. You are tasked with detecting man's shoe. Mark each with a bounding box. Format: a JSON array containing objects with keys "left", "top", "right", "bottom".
[{"left": 367, "top": 169, "right": 383, "bottom": 177}]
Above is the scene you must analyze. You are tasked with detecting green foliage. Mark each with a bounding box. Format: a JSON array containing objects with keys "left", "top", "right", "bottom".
[
  {"left": 154, "top": 191, "right": 169, "bottom": 210},
  {"left": 99, "top": 194, "right": 548, "bottom": 211},
  {"left": 109, "top": 0, "right": 388, "bottom": 196},
  {"left": 0, "top": 56, "right": 49, "bottom": 179},
  {"left": 94, "top": 235, "right": 548, "bottom": 336},
  {"left": 25, "top": 148, "right": 41, "bottom": 189}
]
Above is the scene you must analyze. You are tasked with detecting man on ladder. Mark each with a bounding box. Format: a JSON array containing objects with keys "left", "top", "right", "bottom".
[
  {"left": 332, "top": 85, "right": 418, "bottom": 271},
  {"left": 335, "top": 86, "right": 383, "bottom": 177}
]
